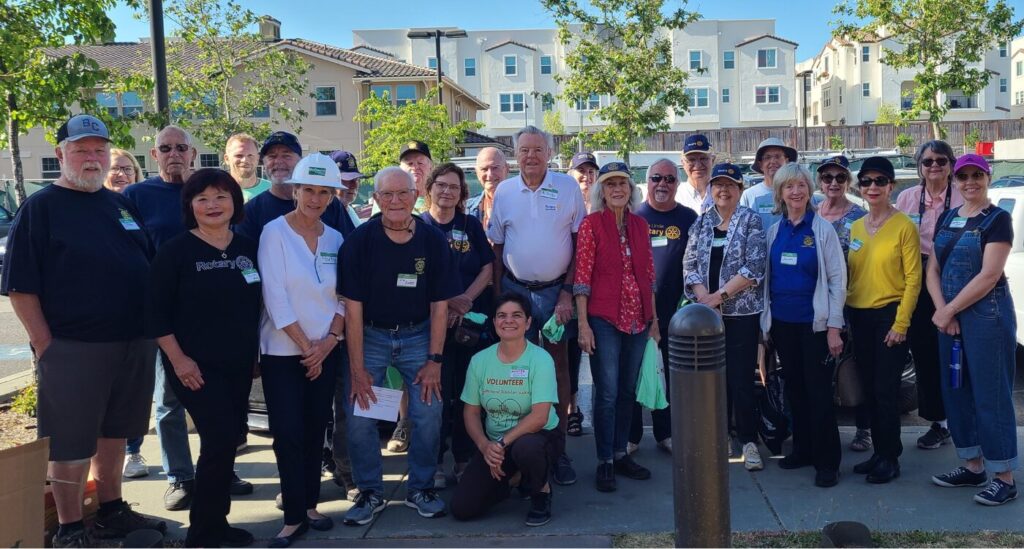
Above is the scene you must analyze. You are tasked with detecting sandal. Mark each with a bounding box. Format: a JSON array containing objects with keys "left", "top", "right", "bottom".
[
  {"left": 850, "top": 429, "right": 872, "bottom": 452},
  {"left": 567, "top": 409, "right": 583, "bottom": 437}
]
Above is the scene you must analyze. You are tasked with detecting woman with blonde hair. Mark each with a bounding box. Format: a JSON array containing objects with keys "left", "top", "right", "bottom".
[{"left": 105, "top": 148, "right": 143, "bottom": 193}]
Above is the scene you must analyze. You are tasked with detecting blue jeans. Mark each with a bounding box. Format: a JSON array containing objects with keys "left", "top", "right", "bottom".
[
  {"left": 588, "top": 316, "right": 646, "bottom": 461},
  {"left": 126, "top": 437, "right": 143, "bottom": 454},
  {"left": 155, "top": 353, "right": 195, "bottom": 483},
  {"left": 501, "top": 275, "right": 561, "bottom": 343},
  {"left": 347, "top": 322, "right": 440, "bottom": 493},
  {"left": 935, "top": 219, "right": 1018, "bottom": 473}
]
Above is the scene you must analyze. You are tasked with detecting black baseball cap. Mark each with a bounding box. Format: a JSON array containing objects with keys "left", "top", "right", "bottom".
[
  {"left": 260, "top": 131, "right": 301, "bottom": 157},
  {"left": 570, "top": 152, "right": 598, "bottom": 171},
  {"left": 857, "top": 156, "right": 896, "bottom": 182},
  {"left": 56, "top": 114, "right": 110, "bottom": 144},
  {"left": 399, "top": 140, "right": 432, "bottom": 161}
]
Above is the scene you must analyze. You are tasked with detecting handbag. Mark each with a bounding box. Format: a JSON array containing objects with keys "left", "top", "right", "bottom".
[
  {"left": 453, "top": 316, "right": 485, "bottom": 347},
  {"left": 636, "top": 338, "right": 669, "bottom": 410}
]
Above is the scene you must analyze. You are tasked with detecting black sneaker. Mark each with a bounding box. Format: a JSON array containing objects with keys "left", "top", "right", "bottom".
[
  {"left": 552, "top": 454, "right": 577, "bottom": 486},
  {"left": 974, "top": 478, "right": 1018, "bottom": 506},
  {"left": 93, "top": 500, "right": 168, "bottom": 538},
  {"left": 932, "top": 466, "right": 989, "bottom": 488},
  {"left": 778, "top": 454, "right": 811, "bottom": 470},
  {"left": 219, "top": 526, "right": 255, "bottom": 547},
  {"left": 613, "top": 454, "right": 651, "bottom": 480},
  {"left": 163, "top": 479, "right": 194, "bottom": 511},
  {"left": 52, "top": 527, "right": 93, "bottom": 548},
  {"left": 815, "top": 469, "right": 839, "bottom": 488},
  {"left": 595, "top": 462, "right": 616, "bottom": 492},
  {"left": 917, "top": 422, "right": 952, "bottom": 449},
  {"left": 525, "top": 491, "right": 552, "bottom": 527},
  {"left": 230, "top": 473, "right": 254, "bottom": 496}
]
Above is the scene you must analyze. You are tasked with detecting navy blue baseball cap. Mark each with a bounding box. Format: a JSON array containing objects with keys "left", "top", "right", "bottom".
[
  {"left": 260, "top": 131, "right": 301, "bottom": 157},
  {"left": 710, "top": 163, "right": 743, "bottom": 185},
  {"left": 56, "top": 114, "right": 110, "bottom": 144},
  {"left": 570, "top": 151, "right": 598, "bottom": 171},
  {"left": 596, "top": 161, "right": 631, "bottom": 184},
  {"left": 330, "top": 150, "right": 365, "bottom": 181},
  {"left": 817, "top": 155, "right": 852, "bottom": 175},
  {"left": 399, "top": 140, "right": 432, "bottom": 161},
  {"left": 683, "top": 134, "right": 711, "bottom": 156}
]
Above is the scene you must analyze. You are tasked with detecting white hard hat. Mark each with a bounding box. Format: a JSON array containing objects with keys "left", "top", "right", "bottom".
[{"left": 285, "top": 153, "right": 344, "bottom": 188}]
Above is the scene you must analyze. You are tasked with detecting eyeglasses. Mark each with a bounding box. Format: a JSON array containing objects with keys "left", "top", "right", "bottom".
[
  {"left": 920, "top": 158, "right": 949, "bottom": 168},
  {"left": 433, "top": 183, "right": 461, "bottom": 193},
  {"left": 955, "top": 171, "right": 987, "bottom": 182},
  {"left": 377, "top": 189, "right": 414, "bottom": 202},
  {"left": 649, "top": 174, "right": 677, "bottom": 184},
  {"left": 111, "top": 166, "right": 136, "bottom": 175},
  {"left": 857, "top": 176, "right": 891, "bottom": 188},
  {"left": 157, "top": 144, "right": 191, "bottom": 154},
  {"left": 819, "top": 173, "right": 848, "bottom": 185},
  {"left": 685, "top": 156, "right": 712, "bottom": 165}
]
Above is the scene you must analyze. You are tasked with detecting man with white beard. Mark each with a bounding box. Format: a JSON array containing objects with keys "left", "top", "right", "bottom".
[{"left": 2, "top": 114, "right": 166, "bottom": 546}]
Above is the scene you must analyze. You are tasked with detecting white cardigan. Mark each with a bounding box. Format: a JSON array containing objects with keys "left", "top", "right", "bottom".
[{"left": 258, "top": 216, "right": 345, "bottom": 356}]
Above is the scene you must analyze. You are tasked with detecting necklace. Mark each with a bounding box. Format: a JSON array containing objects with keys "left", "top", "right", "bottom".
[
  {"left": 383, "top": 217, "right": 414, "bottom": 234},
  {"left": 865, "top": 206, "right": 894, "bottom": 235},
  {"left": 195, "top": 228, "right": 230, "bottom": 259},
  {"left": 961, "top": 201, "right": 989, "bottom": 218}
]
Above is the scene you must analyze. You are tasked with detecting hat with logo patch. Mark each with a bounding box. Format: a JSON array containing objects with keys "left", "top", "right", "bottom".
[
  {"left": 816, "top": 155, "right": 852, "bottom": 175},
  {"left": 399, "top": 140, "right": 432, "bottom": 162},
  {"left": 260, "top": 131, "right": 302, "bottom": 157},
  {"left": 330, "top": 150, "right": 365, "bottom": 181},
  {"left": 683, "top": 134, "right": 712, "bottom": 156},
  {"left": 56, "top": 114, "right": 110, "bottom": 144},
  {"left": 285, "top": 153, "right": 343, "bottom": 188},
  {"left": 570, "top": 151, "right": 598, "bottom": 171},
  {"left": 710, "top": 163, "right": 744, "bottom": 185},
  {"left": 596, "top": 161, "right": 632, "bottom": 184}
]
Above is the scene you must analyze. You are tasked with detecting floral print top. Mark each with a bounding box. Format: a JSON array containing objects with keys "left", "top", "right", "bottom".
[
  {"left": 827, "top": 203, "right": 867, "bottom": 258},
  {"left": 682, "top": 205, "right": 767, "bottom": 316}
]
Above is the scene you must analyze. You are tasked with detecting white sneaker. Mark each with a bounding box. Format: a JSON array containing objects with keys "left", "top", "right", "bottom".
[
  {"left": 387, "top": 420, "right": 410, "bottom": 453},
  {"left": 657, "top": 438, "right": 672, "bottom": 453},
  {"left": 742, "top": 442, "right": 763, "bottom": 471},
  {"left": 123, "top": 453, "right": 149, "bottom": 478},
  {"left": 626, "top": 442, "right": 639, "bottom": 455}
]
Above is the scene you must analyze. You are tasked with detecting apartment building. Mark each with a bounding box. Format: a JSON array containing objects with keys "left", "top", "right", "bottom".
[
  {"left": 797, "top": 32, "right": 1013, "bottom": 128},
  {"left": 1012, "top": 36, "right": 1024, "bottom": 118},
  {"left": 352, "top": 19, "right": 799, "bottom": 137}
]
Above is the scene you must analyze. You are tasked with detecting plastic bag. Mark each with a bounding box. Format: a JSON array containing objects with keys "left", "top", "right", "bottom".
[
  {"left": 541, "top": 314, "right": 564, "bottom": 344},
  {"left": 636, "top": 338, "right": 669, "bottom": 410}
]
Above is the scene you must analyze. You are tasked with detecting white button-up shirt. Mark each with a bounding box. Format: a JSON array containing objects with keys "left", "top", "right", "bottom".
[{"left": 678, "top": 182, "right": 713, "bottom": 214}]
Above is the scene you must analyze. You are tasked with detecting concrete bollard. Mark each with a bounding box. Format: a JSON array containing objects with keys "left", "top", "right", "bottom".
[{"left": 668, "top": 303, "right": 730, "bottom": 548}]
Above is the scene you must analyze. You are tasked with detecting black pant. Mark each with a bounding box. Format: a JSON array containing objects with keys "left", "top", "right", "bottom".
[
  {"left": 908, "top": 261, "right": 945, "bottom": 422},
  {"left": 629, "top": 338, "right": 671, "bottom": 444},
  {"left": 848, "top": 304, "right": 907, "bottom": 461},
  {"left": 771, "top": 321, "right": 840, "bottom": 471},
  {"left": 724, "top": 314, "right": 760, "bottom": 443},
  {"left": 450, "top": 429, "right": 561, "bottom": 521},
  {"left": 438, "top": 337, "right": 476, "bottom": 465},
  {"left": 166, "top": 360, "right": 252, "bottom": 546},
  {"left": 261, "top": 350, "right": 339, "bottom": 525}
]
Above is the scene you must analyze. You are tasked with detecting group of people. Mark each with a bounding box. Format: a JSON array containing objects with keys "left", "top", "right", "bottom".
[{"left": 4, "top": 113, "right": 1019, "bottom": 548}]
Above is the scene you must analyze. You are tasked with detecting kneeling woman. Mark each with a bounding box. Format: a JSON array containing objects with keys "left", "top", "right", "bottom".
[{"left": 450, "top": 292, "right": 560, "bottom": 527}]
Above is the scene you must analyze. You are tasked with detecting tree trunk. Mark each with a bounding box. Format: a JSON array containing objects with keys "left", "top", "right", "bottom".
[{"left": 6, "top": 92, "right": 26, "bottom": 207}]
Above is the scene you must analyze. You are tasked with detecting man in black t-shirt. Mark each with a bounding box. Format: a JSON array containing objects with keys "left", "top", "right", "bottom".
[
  {"left": 1, "top": 115, "right": 166, "bottom": 546},
  {"left": 338, "top": 167, "right": 459, "bottom": 525}
]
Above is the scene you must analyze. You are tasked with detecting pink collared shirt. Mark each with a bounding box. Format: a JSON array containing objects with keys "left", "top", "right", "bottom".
[{"left": 894, "top": 183, "right": 964, "bottom": 256}]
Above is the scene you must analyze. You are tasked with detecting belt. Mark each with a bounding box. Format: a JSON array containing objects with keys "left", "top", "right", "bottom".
[
  {"left": 365, "top": 319, "right": 427, "bottom": 332},
  {"left": 504, "top": 270, "right": 565, "bottom": 291}
]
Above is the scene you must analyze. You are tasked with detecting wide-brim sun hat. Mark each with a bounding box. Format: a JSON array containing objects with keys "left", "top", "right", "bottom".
[
  {"left": 753, "top": 137, "right": 797, "bottom": 174},
  {"left": 285, "top": 153, "right": 344, "bottom": 189}
]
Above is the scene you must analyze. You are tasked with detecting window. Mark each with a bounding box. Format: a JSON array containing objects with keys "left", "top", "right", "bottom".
[
  {"left": 862, "top": 83, "right": 870, "bottom": 97},
  {"left": 199, "top": 153, "right": 220, "bottom": 168},
  {"left": 757, "top": 48, "right": 777, "bottom": 69},
  {"left": 723, "top": 51, "right": 735, "bottom": 69},
  {"left": 1017, "top": 91, "right": 1024, "bottom": 105},
  {"left": 755, "top": 85, "right": 780, "bottom": 104},
  {"left": 371, "top": 85, "right": 391, "bottom": 100},
  {"left": 427, "top": 57, "right": 437, "bottom": 70},
  {"left": 504, "top": 55, "right": 517, "bottom": 76},
  {"left": 464, "top": 58, "right": 476, "bottom": 77},
  {"left": 395, "top": 85, "right": 417, "bottom": 107},
  {"left": 804, "top": 77, "right": 811, "bottom": 91},
  {"left": 824, "top": 55, "right": 830, "bottom": 73},
  {"left": 999, "top": 44, "right": 1008, "bottom": 57},
  {"left": 121, "top": 92, "right": 143, "bottom": 118},
  {"left": 314, "top": 86, "right": 337, "bottom": 116},
  {"left": 576, "top": 93, "right": 601, "bottom": 111},
  {"left": 41, "top": 157, "right": 61, "bottom": 180},
  {"left": 499, "top": 92, "right": 525, "bottom": 113},
  {"left": 685, "top": 88, "right": 709, "bottom": 108},
  {"left": 722, "top": 88, "right": 730, "bottom": 103},
  {"left": 946, "top": 89, "right": 978, "bottom": 109},
  {"left": 862, "top": 45, "right": 870, "bottom": 62},
  {"left": 822, "top": 87, "right": 831, "bottom": 108},
  {"left": 250, "top": 104, "right": 270, "bottom": 118},
  {"left": 998, "top": 199, "right": 1015, "bottom": 215},
  {"left": 542, "top": 94, "right": 555, "bottom": 111},
  {"left": 838, "top": 86, "right": 843, "bottom": 104},
  {"left": 1017, "top": 60, "right": 1023, "bottom": 76},
  {"left": 540, "top": 55, "right": 553, "bottom": 75},
  {"left": 689, "top": 50, "right": 702, "bottom": 70},
  {"left": 97, "top": 92, "right": 119, "bottom": 118},
  {"left": 134, "top": 155, "right": 146, "bottom": 171},
  {"left": 1000, "top": 78, "right": 1008, "bottom": 93}
]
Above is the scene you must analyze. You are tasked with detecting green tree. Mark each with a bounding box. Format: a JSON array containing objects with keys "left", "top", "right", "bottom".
[
  {"left": 834, "top": 0, "right": 1022, "bottom": 139},
  {"left": 0, "top": 0, "right": 137, "bottom": 204},
  {"left": 829, "top": 134, "right": 845, "bottom": 151},
  {"left": 543, "top": 109, "right": 564, "bottom": 136},
  {"left": 355, "top": 88, "right": 482, "bottom": 175},
  {"left": 542, "top": 0, "right": 699, "bottom": 164},
  {"left": 874, "top": 102, "right": 901, "bottom": 126}
]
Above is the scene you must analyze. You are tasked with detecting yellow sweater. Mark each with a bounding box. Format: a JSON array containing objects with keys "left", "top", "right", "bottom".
[{"left": 846, "top": 212, "right": 922, "bottom": 334}]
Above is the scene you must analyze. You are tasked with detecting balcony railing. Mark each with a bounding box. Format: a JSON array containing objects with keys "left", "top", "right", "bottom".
[{"left": 947, "top": 95, "right": 978, "bottom": 109}]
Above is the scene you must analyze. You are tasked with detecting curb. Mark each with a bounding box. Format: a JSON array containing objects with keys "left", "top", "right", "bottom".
[{"left": 0, "top": 369, "right": 33, "bottom": 402}]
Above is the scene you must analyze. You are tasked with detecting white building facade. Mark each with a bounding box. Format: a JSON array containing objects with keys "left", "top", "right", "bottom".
[{"left": 1011, "top": 36, "right": 1024, "bottom": 119}]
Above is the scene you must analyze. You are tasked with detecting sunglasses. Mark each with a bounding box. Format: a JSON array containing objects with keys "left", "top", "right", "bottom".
[
  {"left": 955, "top": 171, "right": 987, "bottom": 182},
  {"left": 920, "top": 158, "right": 949, "bottom": 168},
  {"left": 649, "top": 174, "right": 677, "bottom": 184},
  {"left": 819, "top": 173, "right": 849, "bottom": 185},
  {"left": 857, "top": 176, "right": 891, "bottom": 188},
  {"left": 157, "top": 144, "right": 191, "bottom": 154}
]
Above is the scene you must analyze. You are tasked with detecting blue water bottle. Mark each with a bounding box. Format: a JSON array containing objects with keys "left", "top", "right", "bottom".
[{"left": 950, "top": 337, "right": 963, "bottom": 389}]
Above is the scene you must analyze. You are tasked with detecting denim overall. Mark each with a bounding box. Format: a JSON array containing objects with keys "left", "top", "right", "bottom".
[{"left": 935, "top": 209, "right": 1018, "bottom": 472}]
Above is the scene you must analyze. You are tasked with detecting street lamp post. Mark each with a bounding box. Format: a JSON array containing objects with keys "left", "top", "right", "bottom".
[
  {"left": 798, "top": 70, "right": 812, "bottom": 150},
  {"left": 407, "top": 28, "right": 467, "bottom": 105},
  {"left": 149, "top": 0, "right": 170, "bottom": 126}
]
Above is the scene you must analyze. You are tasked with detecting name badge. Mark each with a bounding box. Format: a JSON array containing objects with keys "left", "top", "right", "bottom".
[
  {"left": 510, "top": 369, "right": 529, "bottom": 378},
  {"left": 397, "top": 273, "right": 418, "bottom": 288},
  {"left": 540, "top": 187, "right": 559, "bottom": 200},
  {"left": 451, "top": 229, "right": 467, "bottom": 241},
  {"left": 544, "top": 204, "right": 557, "bottom": 212},
  {"left": 850, "top": 238, "right": 863, "bottom": 251},
  {"left": 319, "top": 251, "right": 338, "bottom": 265},
  {"left": 120, "top": 218, "right": 141, "bottom": 231},
  {"left": 909, "top": 214, "right": 921, "bottom": 224},
  {"left": 712, "top": 237, "right": 727, "bottom": 248},
  {"left": 758, "top": 204, "right": 774, "bottom": 214},
  {"left": 241, "top": 268, "right": 261, "bottom": 284},
  {"left": 950, "top": 217, "right": 968, "bottom": 229},
  {"left": 780, "top": 252, "right": 798, "bottom": 266},
  {"left": 844, "top": 221, "right": 853, "bottom": 230},
  {"left": 651, "top": 236, "right": 668, "bottom": 248}
]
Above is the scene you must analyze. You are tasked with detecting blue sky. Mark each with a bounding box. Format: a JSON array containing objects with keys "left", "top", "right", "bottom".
[{"left": 105, "top": 0, "right": 848, "bottom": 63}]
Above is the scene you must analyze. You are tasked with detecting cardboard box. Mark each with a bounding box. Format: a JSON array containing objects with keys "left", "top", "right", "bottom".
[{"left": 0, "top": 437, "right": 48, "bottom": 548}]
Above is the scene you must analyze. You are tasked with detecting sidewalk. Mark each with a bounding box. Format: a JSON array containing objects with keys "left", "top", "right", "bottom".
[{"left": 121, "top": 426, "right": 1024, "bottom": 547}]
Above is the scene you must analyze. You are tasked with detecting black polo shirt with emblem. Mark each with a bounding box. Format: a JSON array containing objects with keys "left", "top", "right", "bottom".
[{"left": 635, "top": 202, "right": 697, "bottom": 337}]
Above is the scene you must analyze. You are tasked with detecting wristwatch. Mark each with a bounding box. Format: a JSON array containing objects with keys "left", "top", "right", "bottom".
[
  {"left": 495, "top": 435, "right": 506, "bottom": 448},
  {"left": 719, "top": 289, "right": 730, "bottom": 300},
  {"left": 427, "top": 353, "right": 443, "bottom": 364},
  {"left": 328, "top": 331, "right": 343, "bottom": 342}
]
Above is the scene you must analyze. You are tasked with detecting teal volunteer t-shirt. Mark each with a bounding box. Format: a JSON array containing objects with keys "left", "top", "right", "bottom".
[{"left": 461, "top": 341, "right": 559, "bottom": 441}]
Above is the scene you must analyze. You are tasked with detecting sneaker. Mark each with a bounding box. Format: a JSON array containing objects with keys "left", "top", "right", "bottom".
[
  {"left": 219, "top": 526, "right": 254, "bottom": 547},
  {"left": 275, "top": 492, "right": 284, "bottom": 511},
  {"left": 405, "top": 488, "right": 446, "bottom": 518},
  {"left": 850, "top": 429, "right": 873, "bottom": 452},
  {"left": 163, "top": 479, "right": 194, "bottom": 511},
  {"left": 230, "top": 473, "right": 254, "bottom": 496},
  {"left": 93, "top": 500, "right": 168, "bottom": 538},
  {"left": 726, "top": 435, "right": 735, "bottom": 458},
  {"left": 815, "top": 469, "right": 839, "bottom": 488},
  {"left": 52, "top": 527, "right": 93, "bottom": 548},
  {"left": 742, "top": 443, "right": 763, "bottom": 471},
  {"left": 333, "top": 471, "right": 360, "bottom": 501},
  {"left": 525, "top": 491, "right": 552, "bottom": 527},
  {"left": 387, "top": 420, "right": 410, "bottom": 453},
  {"left": 552, "top": 454, "right": 577, "bottom": 485},
  {"left": 657, "top": 438, "right": 672, "bottom": 454},
  {"left": 974, "top": 478, "right": 1018, "bottom": 506},
  {"left": 626, "top": 442, "right": 639, "bottom": 455},
  {"left": 595, "top": 462, "right": 616, "bottom": 492},
  {"left": 122, "top": 453, "right": 149, "bottom": 478},
  {"left": 433, "top": 467, "right": 447, "bottom": 490},
  {"left": 932, "top": 466, "right": 989, "bottom": 488},
  {"left": 778, "top": 454, "right": 811, "bottom": 470},
  {"left": 917, "top": 422, "right": 951, "bottom": 449},
  {"left": 613, "top": 454, "right": 651, "bottom": 480},
  {"left": 343, "top": 491, "right": 386, "bottom": 526}
]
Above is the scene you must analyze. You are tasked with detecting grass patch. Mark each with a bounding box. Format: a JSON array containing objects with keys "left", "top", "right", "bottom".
[{"left": 614, "top": 530, "right": 1024, "bottom": 548}]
